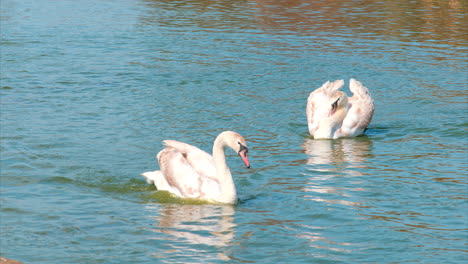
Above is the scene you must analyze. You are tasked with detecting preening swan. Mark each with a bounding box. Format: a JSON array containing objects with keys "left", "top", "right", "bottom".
[
  {"left": 142, "top": 131, "right": 250, "bottom": 204},
  {"left": 306, "top": 78, "right": 374, "bottom": 139}
]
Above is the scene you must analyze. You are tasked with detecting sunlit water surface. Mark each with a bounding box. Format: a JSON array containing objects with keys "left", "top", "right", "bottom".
[{"left": 1, "top": 0, "right": 467, "bottom": 263}]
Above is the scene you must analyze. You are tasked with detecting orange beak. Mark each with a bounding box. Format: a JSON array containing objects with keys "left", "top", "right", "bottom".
[{"left": 239, "top": 149, "right": 250, "bottom": 168}]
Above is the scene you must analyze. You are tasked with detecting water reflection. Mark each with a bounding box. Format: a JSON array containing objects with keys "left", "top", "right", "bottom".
[
  {"left": 140, "top": 0, "right": 467, "bottom": 45},
  {"left": 251, "top": 0, "right": 466, "bottom": 44},
  {"left": 301, "top": 137, "right": 372, "bottom": 206},
  {"left": 146, "top": 204, "right": 235, "bottom": 262},
  {"left": 303, "top": 137, "right": 373, "bottom": 171}
]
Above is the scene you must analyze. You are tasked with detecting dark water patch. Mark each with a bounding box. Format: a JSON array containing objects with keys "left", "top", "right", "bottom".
[
  {"left": 87, "top": 177, "right": 153, "bottom": 195},
  {"left": 0, "top": 207, "right": 31, "bottom": 214},
  {"left": 141, "top": 190, "right": 218, "bottom": 205},
  {"left": 1, "top": 174, "right": 43, "bottom": 186},
  {"left": 40, "top": 176, "right": 74, "bottom": 185},
  {"left": 87, "top": 176, "right": 151, "bottom": 195}
]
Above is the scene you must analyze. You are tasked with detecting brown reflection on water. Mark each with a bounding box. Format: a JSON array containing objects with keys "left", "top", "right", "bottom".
[
  {"left": 359, "top": 210, "right": 468, "bottom": 246},
  {"left": 249, "top": 0, "right": 467, "bottom": 45},
  {"left": 239, "top": 210, "right": 356, "bottom": 253},
  {"left": 141, "top": 0, "right": 467, "bottom": 46}
]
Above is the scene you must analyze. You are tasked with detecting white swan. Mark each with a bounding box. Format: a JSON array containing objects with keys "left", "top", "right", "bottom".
[
  {"left": 142, "top": 131, "right": 250, "bottom": 204},
  {"left": 306, "top": 78, "right": 374, "bottom": 139}
]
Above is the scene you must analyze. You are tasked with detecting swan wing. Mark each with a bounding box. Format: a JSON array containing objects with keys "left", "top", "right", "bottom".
[
  {"left": 144, "top": 140, "right": 221, "bottom": 200},
  {"left": 163, "top": 140, "right": 217, "bottom": 178},
  {"left": 338, "top": 78, "right": 374, "bottom": 137},
  {"left": 156, "top": 147, "right": 209, "bottom": 198}
]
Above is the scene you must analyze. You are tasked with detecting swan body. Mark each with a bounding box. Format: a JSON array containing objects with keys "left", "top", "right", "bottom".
[
  {"left": 142, "top": 131, "right": 250, "bottom": 204},
  {"left": 306, "top": 78, "right": 374, "bottom": 139}
]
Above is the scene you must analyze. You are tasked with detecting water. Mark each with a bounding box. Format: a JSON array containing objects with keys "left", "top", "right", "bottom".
[{"left": 1, "top": 0, "right": 467, "bottom": 263}]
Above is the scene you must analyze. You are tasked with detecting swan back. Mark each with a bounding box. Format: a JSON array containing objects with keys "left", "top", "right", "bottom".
[{"left": 162, "top": 140, "right": 216, "bottom": 178}]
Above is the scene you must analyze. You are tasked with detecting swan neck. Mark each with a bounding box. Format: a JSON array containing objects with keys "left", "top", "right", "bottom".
[
  {"left": 212, "top": 134, "right": 237, "bottom": 203},
  {"left": 316, "top": 115, "right": 344, "bottom": 139},
  {"left": 212, "top": 137, "right": 231, "bottom": 178}
]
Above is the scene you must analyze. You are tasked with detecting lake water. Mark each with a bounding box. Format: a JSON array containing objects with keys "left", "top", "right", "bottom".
[{"left": 1, "top": 0, "right": 467, "bottom": 263}]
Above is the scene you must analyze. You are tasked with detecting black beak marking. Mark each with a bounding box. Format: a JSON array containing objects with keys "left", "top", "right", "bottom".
[
  {"left": 331, "top": 98, "right": 339, "bottom": 111},
  {"left": 238, "top": 142, "right": 248, "bottom": 154}
]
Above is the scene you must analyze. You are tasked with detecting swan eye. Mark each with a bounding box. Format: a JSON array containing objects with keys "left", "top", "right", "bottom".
[{"left": 332, "top": 98, "right": 339, "bottom": 109}]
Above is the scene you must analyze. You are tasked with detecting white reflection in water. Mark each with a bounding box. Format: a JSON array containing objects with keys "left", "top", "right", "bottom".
[
  {"left": 301, "top": 138, "right": 372, "bottom": 207},
  {"left": 303, "top": 137, "right": 372, "bottom": 171},
  {"left": 145, "top": 204, "right": 235, "bottom": 262}
]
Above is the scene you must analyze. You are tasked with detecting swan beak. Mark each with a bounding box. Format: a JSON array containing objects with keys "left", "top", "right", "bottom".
[{"left": 238, "top": 148, "right": 250, "bottom": 168}]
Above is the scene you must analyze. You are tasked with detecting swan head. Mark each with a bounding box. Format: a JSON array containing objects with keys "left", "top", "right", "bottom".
[
  {"left": 237, "top": 141, "right": 250, "bottom": 168},
  {"left": 329, "top": 91, "right": 349, "bottom": 118},
  {"left": 217, "top": 131, "right": 250, "bottom": 168},
  {"left": 313, "top": 79, "right": 348, "bottom": 120},
  {"left": 308, "top": 80, "right": 351, "bottom": 139}
]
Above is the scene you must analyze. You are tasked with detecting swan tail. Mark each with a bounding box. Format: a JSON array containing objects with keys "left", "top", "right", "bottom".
[{"left": 141, "top": 170, "right": 163, "bottom": 185}]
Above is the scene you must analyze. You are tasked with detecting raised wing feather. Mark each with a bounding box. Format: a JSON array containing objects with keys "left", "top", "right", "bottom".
[
  {"left": 306, "top": 88, "right": 324, "bottom": 135},
  {"left": 338, "top": 78, "right": 374, "bottom": 137}
]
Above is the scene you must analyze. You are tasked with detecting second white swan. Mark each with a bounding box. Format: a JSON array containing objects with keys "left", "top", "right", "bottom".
[
  {"left": 142, "top": 131, "right": 250, "bottom": 204},
  {"left": 306, "top": 78, "right": 374, "bottom": 139}
]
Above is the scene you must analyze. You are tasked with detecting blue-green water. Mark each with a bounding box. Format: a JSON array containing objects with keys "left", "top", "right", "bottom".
[{"left": 1, "top": 0, "right": 467, "bottom": 263}]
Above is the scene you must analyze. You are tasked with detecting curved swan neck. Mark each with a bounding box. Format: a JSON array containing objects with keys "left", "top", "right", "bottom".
[
  {"left": 212, "top": 133, "right": 237, "bottom": 203},
  {"left": 212, "top": 134, "right": 231, "bottom": 177},
  {"left": 315, "top": 113, "right": 345, "bottom": 139}
]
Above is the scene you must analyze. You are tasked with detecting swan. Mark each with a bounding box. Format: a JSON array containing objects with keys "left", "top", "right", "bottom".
[
  {"left": 306, "top": 78, "right": 374, "bottom": 139},
  {"left": 142, "top": 131, "right": 250, "bottom": 204}
]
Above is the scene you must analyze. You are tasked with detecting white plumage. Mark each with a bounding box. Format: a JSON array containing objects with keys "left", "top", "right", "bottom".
[
  {"left": 142, "top": 131, "right": 250, "bottom": 204},
  {"left": 306, "top": 78, "right": 374, "bottom": 139}
]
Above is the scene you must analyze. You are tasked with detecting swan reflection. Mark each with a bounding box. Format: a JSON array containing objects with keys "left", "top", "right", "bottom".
[
  {"left": 145, "top": 203, "right": 235, "bottom": 262},
  {"left": 303, "top": 137, "right": 372, "bottom": 171},
  {"left": 301, "top": 137, "right": 372, "bottom": 206}
]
